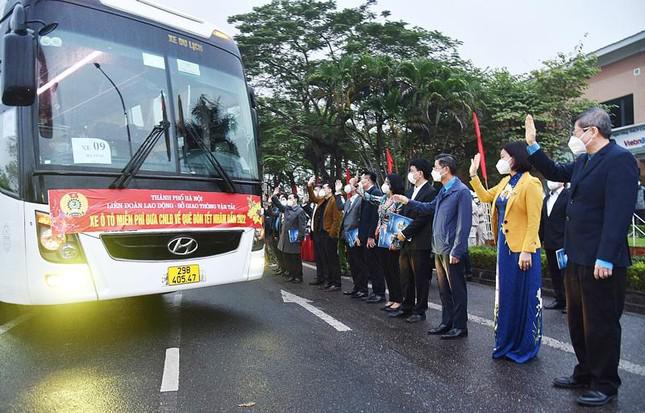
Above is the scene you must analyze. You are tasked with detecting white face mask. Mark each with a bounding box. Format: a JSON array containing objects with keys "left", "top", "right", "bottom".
[
  {"left": 431, "top": 169, "right": 443, "bottom": 182},
  {"left": 381, "top": 183, "right": 390, "bottom": 194},
  {"left": 344, "top": 184, "right": 353, "bottom": 194},
  {"left": 280, "top": 199, "right": 287, "bottom": 206},
  {"left": 567, "top": 129, "right": 590, "bottom": 156},
  {"left": 407, "top": 171, "right": 418, "bottom": 185},
  {"left": 496, "top": 158, "right": 511, "bottom": 175},
  {"left": 547, "top": 181, "right": 562, "bottom": 191},
  {"left": 286, "top": 199, "right": 295, "bottom": 207}
]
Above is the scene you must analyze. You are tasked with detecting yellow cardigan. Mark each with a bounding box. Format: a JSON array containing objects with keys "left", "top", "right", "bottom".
[{"left": 470, "top": 174, "right": 544, "bottom": 253}]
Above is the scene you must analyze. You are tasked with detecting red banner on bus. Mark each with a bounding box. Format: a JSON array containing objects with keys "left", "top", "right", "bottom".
[{"left": 48, "top": 189, "right": 263, "bottom": 235}]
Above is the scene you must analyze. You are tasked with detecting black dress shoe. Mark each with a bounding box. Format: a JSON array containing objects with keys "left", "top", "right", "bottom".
[
  {"left": 351, "top": 291, "right": 367, "bottom": 299},
  {"left": 577, "top": 391, "right": 616, "bottom": 407},
  {"left": 388, "top": 309, "right": 411, "bottom": 318},
  {"left": 552, "top": 376, "right": 590, "bottom": 389},
  {"left": 290, "top": 278, "right": 303, "bottom": 284},
  {"left": 343, "top": 290, "right": 358, "bottom": 296},
  {"left": 384, "top": 306, "right": 401, "bottom": 313},
  {"left": 365, "top": 295, "right": 384, "bottom": 304},
  {"left": 309, "top": 279, "right": 325, "bottom": 286},
  {"left": 324, "top": 285, "right": 341, "bottom": 292},
  {"left": 428, "top": 324, "right": 452, "bottom": 335},
  {"left": 361, "top": 293, "right": 373, "bottom": 301},
  {"left": 544, "top": 300, "right": 566, "bottom": 310},
  {"left": 405, "top": 313, "right": 426, "bottom": 323},
  {"left": 441, "top": 328, "right": 468, "bottom": 339}
]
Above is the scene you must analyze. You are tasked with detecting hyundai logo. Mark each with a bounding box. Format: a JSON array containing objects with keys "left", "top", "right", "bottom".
[{"left": 167, "top": 236, "right": 198, "bottom": 256}]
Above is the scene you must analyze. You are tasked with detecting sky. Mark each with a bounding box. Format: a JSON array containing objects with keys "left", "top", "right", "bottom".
[{"left": 160, "top": 0, "right": 644, "bottom": 74}]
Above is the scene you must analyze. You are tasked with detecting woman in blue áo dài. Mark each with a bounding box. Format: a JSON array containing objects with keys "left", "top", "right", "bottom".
[{"left": 469, "top": 141, "right": 544, "bottom": 363}]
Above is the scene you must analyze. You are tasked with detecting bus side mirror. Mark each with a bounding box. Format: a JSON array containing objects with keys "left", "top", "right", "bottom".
[{"left": 2, "top": 4, "right": 36, "bottom": 106}]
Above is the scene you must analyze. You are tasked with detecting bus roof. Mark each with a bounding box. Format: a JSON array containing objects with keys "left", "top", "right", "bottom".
[
  {"left": 2, "top": 0, "right": 239, "bottom": 56},
  {"left": 99, "top": 0, "right": 230, "bottom": 40}
]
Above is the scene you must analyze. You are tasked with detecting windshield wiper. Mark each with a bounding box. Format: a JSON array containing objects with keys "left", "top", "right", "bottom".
[
  {"left": 93, "top": 63, "right": 134, "bottom": 158},
  {"left": 109, "top": 91, "right": 171, "bottom": 189},
  {"left": 177, "top": 95, "right": 236, "bottom": 193}
]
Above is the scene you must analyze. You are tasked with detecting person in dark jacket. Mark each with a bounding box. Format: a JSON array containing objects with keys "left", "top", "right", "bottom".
[
  {"left": 539, "top": 180, "right": 570, "bottom": 311},
  {"left": 394, "top": 154, "right": 472, "bottom": 338},
  {"left": 272, "top": 188, "right": 307, "bottom": 283},
  {"left": 352, "top": 171, "right": 386, "bottom": 301},
  {"left": 388, "top": 159, "right": 437, "bottom": 323},
  {"left": 335, "top": 178, "right": 363, "bottom": 296},
  {"left": 525, "top": 109, "right": 639, "bottom": 407},
  {"left": 307, "top": 183, "right": 327, "bottom": 285}
]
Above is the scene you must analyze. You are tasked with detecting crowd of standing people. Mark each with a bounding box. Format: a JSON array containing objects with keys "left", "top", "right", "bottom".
[{"left": 262, "top": 107, "right": 638, "bottom": 408}]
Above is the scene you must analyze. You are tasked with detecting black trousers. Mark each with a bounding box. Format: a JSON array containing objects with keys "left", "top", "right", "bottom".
[
  {"left": 312, "top": 231, "right": 327, "bottom": 282},
  {"left": 545, "top": 249, "right": 566, "bottom": 304},
  {"left": 347, "top": 245, "right": 366, "bottom": 293},
  {"left": 399, "top": 247, "right": 432, "bottom": 315},
  {"left": 349, "top": 243, "right": 380, "bottom": 294},
  {"left": 379, "top": 248, "right": 402, "bottom": 303},
  {"left": 435, "top": 254, "right": 468, "bottom": 329},
  {"left": 566, "top": 263, "right": 626, "bottom": 395},
  {"left": 283, "top": 252, "right": 303, "bottom": 280},
  {"left": 361, "top": 245, "right": 385, "bottom": 297},
  {"left": 320, "top": 232, "right": 341, "bottom": 286}
]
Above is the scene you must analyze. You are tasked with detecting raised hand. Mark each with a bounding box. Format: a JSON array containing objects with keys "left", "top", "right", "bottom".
[
  {"left": 272, "top": 186, "right": 280, "bottom": 196},
  {"left": 308, "top": 176, "right": 316, "bottom": 187},
  {"left": 335, "top": 180, "right": 343, "bottom": 192},
  {"left": 525, "top": 114, "right": 537, "bottom": 145},
  {"left": 392, "top": 194, "right": 409, "bottom": 204},
  {"left": 469, "top": 153, "right": 481, "bottom": 177}
]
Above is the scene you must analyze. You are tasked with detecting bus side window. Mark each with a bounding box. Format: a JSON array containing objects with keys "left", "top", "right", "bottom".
[{"left": 0, "top": 106, "right": 19, "bottom": 193}]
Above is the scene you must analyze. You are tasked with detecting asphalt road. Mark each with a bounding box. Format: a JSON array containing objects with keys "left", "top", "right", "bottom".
[{"left": 1, "top": 265, "right": 644, "bottom": 412}]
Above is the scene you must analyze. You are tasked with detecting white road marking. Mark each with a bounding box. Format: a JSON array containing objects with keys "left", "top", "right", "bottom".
[
  {"left": 160, "top": 347, "right": 180, "bottom": 392},
  {"left": 302, "top": 262, "right": 352, "bottom": 281},
  {"left": 159, "top": 292, "right": 183, "bottom": 412},
  {"left": 281, "top": 289, "right": 351, "bottom": 332},
  {"left": 0, "top": 312, "right": 34, "bottom": 336},
  {"left": 301, "top": 263, "right": 645, "bottom": 377}
]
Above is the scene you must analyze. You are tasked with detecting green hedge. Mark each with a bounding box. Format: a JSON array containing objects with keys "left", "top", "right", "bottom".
[{"left": 469, "top": 246, "right": 645, "bottom": 291}]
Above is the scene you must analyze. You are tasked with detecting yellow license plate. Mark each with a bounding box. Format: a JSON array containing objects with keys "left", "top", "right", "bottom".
[{"left": 167, "top": 265, "right": 200, "bottom": 286}]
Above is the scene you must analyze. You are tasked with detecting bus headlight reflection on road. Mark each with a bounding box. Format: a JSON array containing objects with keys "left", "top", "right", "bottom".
[{"left": 45, "top": 269, "right": 91, "bottom": 291}]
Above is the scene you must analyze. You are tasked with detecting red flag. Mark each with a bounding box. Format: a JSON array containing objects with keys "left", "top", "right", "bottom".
[
  {"left": 345, "top": 167, "right": 351, "bottom": 184},
  {"left": 473, "top": 112, "right": 488, "bottom": 187},
  {"left": 385, "top": 148, "right": 394, "bottom": 174}
]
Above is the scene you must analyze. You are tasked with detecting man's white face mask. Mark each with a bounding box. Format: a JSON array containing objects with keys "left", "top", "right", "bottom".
[{"left": 568, "top": 128, "right": 591, "bottom": 156}]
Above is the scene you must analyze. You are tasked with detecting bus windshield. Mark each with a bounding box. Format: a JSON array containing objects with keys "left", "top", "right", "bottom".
[{"left": 36, "top": 24, "right": 258, "bottom": 180}]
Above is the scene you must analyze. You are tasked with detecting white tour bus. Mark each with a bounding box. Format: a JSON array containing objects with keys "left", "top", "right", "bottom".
[{"left": 0, "top": 0, "right": 265, "bottom": 304}]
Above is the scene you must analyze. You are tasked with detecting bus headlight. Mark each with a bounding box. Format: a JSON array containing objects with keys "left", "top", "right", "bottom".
[
  {"left": 39, "top": 227, "right": 65, "bottom": 251},
  {"left": 252, "top": 228, "right": 264, "bottom": 251},
  {"left": 36, "top": 211, "right": 86, "bottom": 264}
]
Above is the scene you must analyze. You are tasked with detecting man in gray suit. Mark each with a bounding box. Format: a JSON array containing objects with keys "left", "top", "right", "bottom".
[{"left": 335, "top": 178, "right": 364, "bottom": 296}]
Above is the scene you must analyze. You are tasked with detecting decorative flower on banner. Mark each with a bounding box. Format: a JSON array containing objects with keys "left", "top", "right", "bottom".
[{"left": 247, "top": 196, "right": 263, "bottom": 226}]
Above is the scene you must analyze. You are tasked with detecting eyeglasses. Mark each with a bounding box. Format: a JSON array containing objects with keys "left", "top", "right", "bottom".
[{"left": 572, "top": 126, "right": 592, "bottom": 135}]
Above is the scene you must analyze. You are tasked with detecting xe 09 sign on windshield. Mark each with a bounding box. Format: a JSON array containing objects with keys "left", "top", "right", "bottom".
[{"left": 48, "top": 189, "right": 263, "bottom": 235}]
